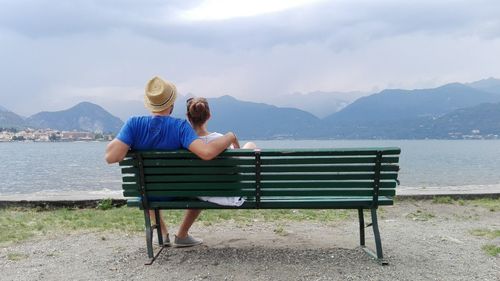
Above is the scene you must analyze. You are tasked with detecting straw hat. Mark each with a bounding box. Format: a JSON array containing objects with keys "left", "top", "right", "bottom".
[{"left": 144, "top": 76, "right": 177, "bottom": 112}]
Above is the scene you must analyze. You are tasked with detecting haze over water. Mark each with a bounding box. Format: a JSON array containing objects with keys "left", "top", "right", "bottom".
[{"left": 1, "top": 140, "right": 500, "bottom": 197}]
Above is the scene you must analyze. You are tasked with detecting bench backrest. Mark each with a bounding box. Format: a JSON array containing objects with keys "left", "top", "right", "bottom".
[{"left": 120, "top": 147, "right": 400, "bottom": 209}]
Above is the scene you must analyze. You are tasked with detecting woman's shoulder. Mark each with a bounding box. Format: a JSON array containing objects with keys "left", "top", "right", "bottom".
[
  {"left": 200, "top": 132, "right": 224, "bottom": 143},
  {"left": 208, "top": 132, "right": 224, "bottom": 138}
]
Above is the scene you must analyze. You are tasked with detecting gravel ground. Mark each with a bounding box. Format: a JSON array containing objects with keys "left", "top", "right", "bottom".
[{"left": 1, "top": 200, "right": 499, "bottom": 281}]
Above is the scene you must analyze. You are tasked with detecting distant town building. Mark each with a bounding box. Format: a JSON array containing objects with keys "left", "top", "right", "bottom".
[{"left": 0, "top": 128, "right": 114, "bottom": 142}]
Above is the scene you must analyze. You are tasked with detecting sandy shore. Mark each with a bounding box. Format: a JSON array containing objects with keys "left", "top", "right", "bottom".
[{"left": 0, "top": 200, "right": 499, "bottom": 281}]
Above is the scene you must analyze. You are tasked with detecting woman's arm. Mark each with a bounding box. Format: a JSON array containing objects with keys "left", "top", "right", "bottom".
[{"left": 188, "top": 132, "right": 237, "bottom": 160}]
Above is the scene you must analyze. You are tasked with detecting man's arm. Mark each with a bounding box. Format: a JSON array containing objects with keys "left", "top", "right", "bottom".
[
  {"left": 105, "top": 138, "right": 130, "bottom": 164},
  {"left": 188, "top": 132, "right": 237, "bottom": 160}
]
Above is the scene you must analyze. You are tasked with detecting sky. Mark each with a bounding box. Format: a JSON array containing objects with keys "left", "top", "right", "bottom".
[{"left": 1, "top": 0, "right": 500, "bottom": 117}]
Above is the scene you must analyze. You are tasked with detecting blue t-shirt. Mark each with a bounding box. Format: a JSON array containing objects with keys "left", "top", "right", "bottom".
[
  {"left": 116, "top": 115, "right": 199, "bottom": 202},
  {"left": 116, "top": 115, "right": 198, "bottom": 150}
]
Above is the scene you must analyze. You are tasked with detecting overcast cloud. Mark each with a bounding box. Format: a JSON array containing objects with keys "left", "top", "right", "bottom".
[{"left": 1, "top": 0, "right": 500, "bottom": 117}]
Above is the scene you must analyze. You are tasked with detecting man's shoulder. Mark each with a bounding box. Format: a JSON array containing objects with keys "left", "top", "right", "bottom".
[
  {"left": 167, "top": 116, "right": 191, "bottom": 127},
  {"left": 125, "top": 115, "right": 152, "bottom": 123},
  {"left": 125, "top": 115, "right": 190, "bottom": 128}
]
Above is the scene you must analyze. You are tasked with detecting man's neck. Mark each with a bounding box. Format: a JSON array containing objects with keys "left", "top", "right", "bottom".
[
  {"left": 151, "top": 107, "right": 172, "bottom": 116},
  {"left": 152, "top": 112, "right": 170, "bottom": 116}
]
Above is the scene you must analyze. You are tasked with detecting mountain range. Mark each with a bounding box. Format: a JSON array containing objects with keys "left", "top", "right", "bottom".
[
  {"left": 319, "top": 81, "right": 500, "bottom": 138},
  {"left": 1, "top": 102, "right": 123, "bottom": 133},
  {"left": 2, "top": 78, "right": 500, "bottom": 139},
  {"left": 262, "top": 90, "right": 361, "bottom": 118}
]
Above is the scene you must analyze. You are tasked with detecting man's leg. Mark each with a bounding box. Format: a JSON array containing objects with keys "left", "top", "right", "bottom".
[{"left": 177, "top": 209, "right": 202, "bottom": 238}]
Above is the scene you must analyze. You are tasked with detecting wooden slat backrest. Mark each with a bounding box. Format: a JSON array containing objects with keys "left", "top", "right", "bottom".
[{"left": 119, "top": 147, "right": 400, "bottom": 201}]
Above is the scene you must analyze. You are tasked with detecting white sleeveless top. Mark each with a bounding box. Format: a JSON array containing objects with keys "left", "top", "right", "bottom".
[{"left": 197, "top": 132, "right": 244, "bottom": 207}]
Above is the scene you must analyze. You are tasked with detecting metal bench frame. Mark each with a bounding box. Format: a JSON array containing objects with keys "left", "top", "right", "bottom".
[{"left": 120, "top": 148, "right": 400, "bottom": 265}]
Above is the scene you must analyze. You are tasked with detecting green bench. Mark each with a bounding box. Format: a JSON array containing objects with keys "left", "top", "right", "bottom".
[{"left": 119, "top": 147, "right": 401, "bottom": 265}]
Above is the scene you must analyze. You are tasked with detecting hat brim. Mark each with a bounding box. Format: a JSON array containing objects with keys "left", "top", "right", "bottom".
[{"left": 144, "top": 95, "right": 174, "bottom": 113}]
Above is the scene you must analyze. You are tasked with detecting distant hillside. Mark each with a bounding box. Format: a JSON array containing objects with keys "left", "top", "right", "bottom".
[
  {"left": 467, "top": 77, "right": 500, "bottom": 95},
  {"left": 325, "top": 83, "right": 500, "bottom": 123},
  {"left": 319, "top": 82, "right": 500, "bottom": 138},
  {"left": 415, "top": 102, "right": 500, "bottom": 138},
  {"left": 324, "top": 83, "right": 500, "bottom": 125},
  {"left": 173, "top": 95, "right": 322, "bottom": 139},
  {"left": 0, "top": 109, "right": 26, "bottom": 129},
  {"left": 26, "top": 102, "right": 123, "bottom": 133},
  {"left": 264, "top": 91, "right": 358, "bottom": 118}
]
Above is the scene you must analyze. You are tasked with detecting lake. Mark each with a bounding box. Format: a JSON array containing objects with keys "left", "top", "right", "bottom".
[{"left": 1, "top": 140, "right": 499, "bottom": 197}]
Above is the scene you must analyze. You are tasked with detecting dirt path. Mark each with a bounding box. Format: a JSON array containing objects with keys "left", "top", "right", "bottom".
[{"left": 1, "top": 200, "right": 499, "bottom": 280}]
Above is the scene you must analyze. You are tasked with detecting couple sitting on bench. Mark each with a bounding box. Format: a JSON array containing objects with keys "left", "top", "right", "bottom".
[{"left": 105, "top": 76, "right": 256, "bottom": 248}]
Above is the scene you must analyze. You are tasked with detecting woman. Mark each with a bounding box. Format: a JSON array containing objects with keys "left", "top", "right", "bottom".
[{"left": 186, "top": 97, "right": 257, "bottom": 206}]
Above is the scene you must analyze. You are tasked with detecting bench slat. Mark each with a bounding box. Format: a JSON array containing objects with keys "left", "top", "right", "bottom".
[
  {"left": 124, "top": 174, "right": 255, "bottom": 183},
  {"left": 122, "top": 180, "right": 396, "bottom": 191},
  {"left": 127, "top": 196, "right": 394, "bottom": 209},
  {"left": 260, "top": 173, "right": 399, "bottom": 181},
  {"left": 120, "top": 155, "right": 399, "bottom": 167},
  {"left": 121, "top": 173, "right": 399, "bottom": 183},
  {"left": 121, "top": 165, "right": 398, "bottom": 175},
  {"left": 260, "top": 188, "right": 395, "bottom": 197},
  {"left": 121, "top": 166, "right": 256, "bottom": 175},
  {"left": 260, "top": 181, "right": 397, "bottom": 189},
  {"left": 260, "top": 156, "right": 399, "bottom": 165},
  {"left": 261, "top": 165, "right": 399, "bottom": 173},
  {"left": 123, "top": 190, "right": 255, "bottom": 197},
  {"left": 259, "top": 148, "right": 401, "bottom": 156},
  {"left": 120, "top": 158, "right": 256, "bottom": 167},
  {"left": 125, "top": 147, "right": 401, "bottom": 159},
  {"left": 123, "top": 188, "right": 394, "bottom": 198},
  {"left": 123, "top": 182, "right": 255, "bottom": 190},
  {"left": 122, "top": 173, "right": 400, "bottom": 181}
]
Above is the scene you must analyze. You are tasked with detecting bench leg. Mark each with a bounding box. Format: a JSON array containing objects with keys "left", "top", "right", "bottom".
[
  {"left": 359, "top": 208, "right": 388, "bottom": 265},
  {"left": 154, "top": 209, "right": 164, "bottom": 246},
  {"left": 143, "top": 209, "right": 165, "bottom": 265},
  {"left": 370, "top": 208, "right": 385, "bottom": 262},
  {"left": 358, "top": 208, "right": 365, "bottom": 246}
]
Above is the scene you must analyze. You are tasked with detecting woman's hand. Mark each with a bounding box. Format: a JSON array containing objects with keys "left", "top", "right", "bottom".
[{"left": 229, "top": 132, "right": 240, "bottom": 148}]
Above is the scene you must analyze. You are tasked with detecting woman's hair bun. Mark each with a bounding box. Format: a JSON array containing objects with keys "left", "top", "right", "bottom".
[{"left": 187, "top": 97, "right": 210, "bottom": 126}]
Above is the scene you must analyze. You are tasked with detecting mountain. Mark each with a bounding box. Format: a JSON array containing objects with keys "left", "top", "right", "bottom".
[
  {"left": 467, "top": 77, "right": 500, "bottom": 95},
  {"left": 0, "top": 108, "right": 26, "bottom": 129},
  {"left": 264, "top": 91, "right": 361, "bottom": 118},
  {"left": 26, "top": 102, "right": 123, "bottom": 133},
  {"left": 172, "top": 95, "right": 322, "bottom": 139},
  {"left": 320, "top": 83, "right": 500, "bottom": 138},
  {"left": 324, "top": 83, "right": 500, "bottom": 124},
  {"left": 415, "top": 102, "right": 500, "bottom": 138}
]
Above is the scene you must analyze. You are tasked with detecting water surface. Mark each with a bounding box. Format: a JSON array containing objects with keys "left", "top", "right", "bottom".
[{"left": 1, "top": 140, "right": 499, "bottom": 196}]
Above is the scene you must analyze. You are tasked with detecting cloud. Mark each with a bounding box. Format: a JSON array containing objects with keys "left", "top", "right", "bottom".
[
  {"left": 1, "top": 0, "right": 500, "bottom": 117},
  {"left": 3, "top": 1, "right": 500, "bottom": 48}
]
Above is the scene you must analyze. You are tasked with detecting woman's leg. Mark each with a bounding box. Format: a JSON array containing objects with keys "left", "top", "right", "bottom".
[{"left": 149, "top": 210, "right": 168, "bottom": 234}]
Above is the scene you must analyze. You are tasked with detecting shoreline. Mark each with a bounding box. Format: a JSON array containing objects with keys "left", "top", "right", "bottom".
[
  {"left": 1, "top": 186, "right": 499, "bottom": 209},
  {"left": 1, "top": 184, "right": 500, "bottom": 200}
]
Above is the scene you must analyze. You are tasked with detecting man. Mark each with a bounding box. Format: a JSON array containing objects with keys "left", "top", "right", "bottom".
[{"left": 105, "top": 76, "right": 238, "bottom": 247}]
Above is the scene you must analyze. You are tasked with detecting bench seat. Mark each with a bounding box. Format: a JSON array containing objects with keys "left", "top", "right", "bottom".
[{"left": 127, "top": 196, "right": 395, "bottom": 209}]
